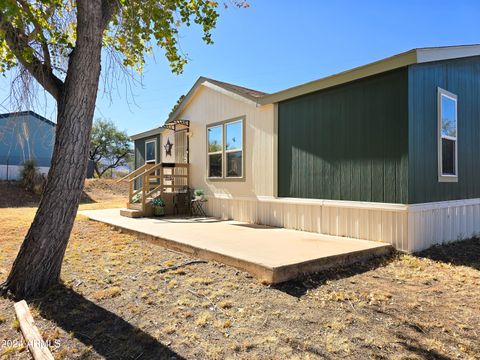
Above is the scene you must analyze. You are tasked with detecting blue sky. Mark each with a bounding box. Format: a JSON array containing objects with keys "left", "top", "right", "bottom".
[{"left": 0, "top": 0, "right": 479, "bottom": 135}]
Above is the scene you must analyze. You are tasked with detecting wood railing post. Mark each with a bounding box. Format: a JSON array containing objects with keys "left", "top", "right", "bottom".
[
  {"left": 142, "top": 172, "right": 146, "bottom": 213},
  {"left": 160, "top": 166, "right": 164, "bottom": 195},
  {"left": 129, "top": 178, "right": 133, "bottom": 204}
]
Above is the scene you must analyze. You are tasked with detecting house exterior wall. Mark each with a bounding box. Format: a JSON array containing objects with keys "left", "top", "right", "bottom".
[
  {"left": 0, "top": 111, "right": 55, "bottom": 180},
  {"left": 178, "top": 85, "right": 275, "bottom": 197},
  {"left": 131, "top": 60, "right": 480, "bottom": 252},
  {"left": 403, "top": 56, "right": 480, "bottom": 251},
  {"left": 179, "top": 83, "right": 410, "bottom": 251},
  {"left": 134, "top": 134, "right": 161, "bottom": 168},
  {"left": 277, "top": 68, "right": 409, "bottom": 204},
  {"left": 134, "top": 134, "right": 161, "bottom": 189},
  {"left": 408, "top": 56, "right": 480, "bottom": 203}
]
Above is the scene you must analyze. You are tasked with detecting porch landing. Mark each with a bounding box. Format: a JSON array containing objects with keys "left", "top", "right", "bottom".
[{"left": 79, "top": 208, "right": 393, "bottom": 284}]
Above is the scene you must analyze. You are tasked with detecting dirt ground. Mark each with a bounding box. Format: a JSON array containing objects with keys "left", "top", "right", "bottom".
[
  {"left": 0, "top": 180, "right": 479, "bottom": 359},
  {"left": 0, "top": 179, "right": 128, "bottom": 209}
]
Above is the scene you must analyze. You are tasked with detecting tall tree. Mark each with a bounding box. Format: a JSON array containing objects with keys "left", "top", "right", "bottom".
[
  {"left": 0, "top": 0, "right": 247, "bottom": 298},
  {"left": 89, "top": 119, "right": 132, "bottom": 178}
]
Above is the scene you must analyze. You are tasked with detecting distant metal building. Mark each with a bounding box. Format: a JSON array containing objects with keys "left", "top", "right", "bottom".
[{"left": 0, "top": 111, "right": 56, "bottom": 180}]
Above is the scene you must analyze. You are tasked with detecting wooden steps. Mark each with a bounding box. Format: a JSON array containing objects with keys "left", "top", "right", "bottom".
[
  {"left": 119, "top": 162, "right": 189, "bottom": 219},
  {"left": 120, "top": 208, "right": 143, "bottom": 218},
  {"left": 127, "top": 202, "right": 142, "bottom": 211}
]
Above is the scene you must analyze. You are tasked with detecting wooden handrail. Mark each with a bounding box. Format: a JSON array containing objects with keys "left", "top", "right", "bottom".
[
  {"left": 117, "top": 163, "right": 152, "bottom": 183},
  {"left": 125, "top": 162, "right": 189, "bottom": 214}
]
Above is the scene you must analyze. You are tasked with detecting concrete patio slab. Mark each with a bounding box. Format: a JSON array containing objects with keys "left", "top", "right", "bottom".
[{"left": 79, "top": 208, "right": 393, "bottom": 283}]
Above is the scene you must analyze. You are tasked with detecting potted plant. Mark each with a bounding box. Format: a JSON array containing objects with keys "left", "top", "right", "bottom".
[
  {"left": 194, "top": 189, "right": 205, "bottom": 201},
  {"left": 150, "top": 197, "right": 166, "bottom": 216}
]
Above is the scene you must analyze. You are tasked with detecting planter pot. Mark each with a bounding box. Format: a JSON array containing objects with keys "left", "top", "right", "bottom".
[
  {"left": 195, "top": 195, "right": 204, "bottom": 201},
  {"left": 153, "top": 206, "right": 165, "bottom": 216}
]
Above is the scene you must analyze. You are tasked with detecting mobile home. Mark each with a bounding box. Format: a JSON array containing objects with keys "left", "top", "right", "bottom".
[{"left": 128, "top": 45, "right": 480, "bottom": 252}]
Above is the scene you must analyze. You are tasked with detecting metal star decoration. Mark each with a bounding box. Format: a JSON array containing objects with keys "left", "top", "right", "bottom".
[{"left": 164, "top": 138, "right": 173, "bottom": 156}]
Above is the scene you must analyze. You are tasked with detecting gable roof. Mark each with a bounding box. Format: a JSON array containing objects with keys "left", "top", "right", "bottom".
[
  {"left": 166, "top": 76, "right": 267, "bottom": 124},
  {"left": 259, "top": 44, "right": 480, "bottom": 104},
  {"left": 134, "top": 44, "right": 480, "bottom": 139},
  {"left": 204, "top": 78, "right": 267, "bottom": 100}
]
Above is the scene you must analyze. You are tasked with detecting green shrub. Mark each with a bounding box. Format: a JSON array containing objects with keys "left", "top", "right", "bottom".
[
  {"left": 20, "top": 160, "right": 38, "bottom": 191},
  {"left": 150, "top": 197, "right": 165, "bottom": 207},
  {"left": 194, "top": 189, "right": 205, "bottom": 197},
  {"left": 20, "top": 160, "right": 47, "bottom": 194}
]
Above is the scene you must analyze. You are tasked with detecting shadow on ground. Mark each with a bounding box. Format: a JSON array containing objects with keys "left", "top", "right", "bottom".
[
  {"left": 32, "top": 285, "right": 183, "bottom": 360},
  {"left": 395, "top": 333, "right": 452, "bottom": 360},
  {"left": 415, "top": 237, "right": 480, "bottom": 271},
  {"left": 272, "top": 253, "right": 397, "bottom": 297}
]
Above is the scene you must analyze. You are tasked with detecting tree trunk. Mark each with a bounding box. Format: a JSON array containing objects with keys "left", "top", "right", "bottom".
[{"left": 1, "top": 1, "right": 106, "bottom": 298}]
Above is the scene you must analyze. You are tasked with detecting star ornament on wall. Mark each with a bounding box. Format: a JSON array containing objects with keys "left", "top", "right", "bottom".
[{"left": 164, "top": 138, "right": 173, "bottom": 157}]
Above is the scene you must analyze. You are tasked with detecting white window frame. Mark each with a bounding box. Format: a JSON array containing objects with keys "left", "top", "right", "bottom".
[
  {"left": 145, "top": 138, "right": 157, "bottom": 164},
  {"left": 207, "top": 125, "right": 223, "bottom": 179},
  {"left": 437, "top": 87, "right": 458, "bottom": 182},
  {"left": 206, "top": 116, "right": 245, "bottom": 181},
  {"left": 225, "top": 119, "right": 244, "bottom": 179}
]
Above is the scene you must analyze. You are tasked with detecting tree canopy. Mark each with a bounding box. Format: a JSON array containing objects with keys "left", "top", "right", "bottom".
[
  {"left": 89, "top": 118, "right": 132, "bottom": 178},
  {"left": 0, "top": 0, "right": 247, "bottom": 100}
]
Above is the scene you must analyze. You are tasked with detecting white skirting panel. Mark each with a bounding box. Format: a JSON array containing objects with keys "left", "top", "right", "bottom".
[
  {"left": 408, "top": 199, "right": 480, "bottom": 252},
  {"left": 206, "top": 196, "right": 410, "bottom": 252},
  {"left": 205, "top": 196, "right": 480, "bottom": 253}
]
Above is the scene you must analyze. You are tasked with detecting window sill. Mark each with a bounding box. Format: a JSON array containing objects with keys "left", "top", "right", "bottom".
[
  {"left": 438, "top": 175, "right": 458, "bottom": 183},
  {"left": 207, "top": 177, "right": 246, "bottom": 182}
]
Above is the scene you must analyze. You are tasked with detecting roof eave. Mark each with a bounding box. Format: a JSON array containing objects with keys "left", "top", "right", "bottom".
[
  {"left": 130, "top": 127, "right": 165, "bottom": 140},
  {"left": 259, "top": 45, "right": 480, "bottom": 104},
  {"left": 166, "top": 76, "right": 262, "bottom": 124},
  {"left": 258, "top": 49, "right": 417, "bottom": 105}
]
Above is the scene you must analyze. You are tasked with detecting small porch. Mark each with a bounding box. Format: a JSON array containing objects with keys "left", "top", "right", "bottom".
[
  {"left": 117, "top": 162, "right": 190, "bottom": 218},
  {"left": 79, "top": 208, "right": 393, "bottom": 284}
]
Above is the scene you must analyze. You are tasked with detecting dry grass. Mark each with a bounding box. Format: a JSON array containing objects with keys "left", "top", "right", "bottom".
[{"left": 0, "top": 180, "right": 480, "bottom": 359}]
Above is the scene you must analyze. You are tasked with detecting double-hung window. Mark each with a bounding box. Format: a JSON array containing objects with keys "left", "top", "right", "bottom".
[
  {"left": 207, "top": 117, "right": 244, "bottom": 179},
  {"left": 438, "top": 88, "right": 458, "bottom": 182}
]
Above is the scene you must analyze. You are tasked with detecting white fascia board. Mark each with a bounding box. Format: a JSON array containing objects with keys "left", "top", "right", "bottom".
[
  {"left": 416, "top": 45, "right": 480, "bottom": 64},
  {"left": 259, "top": 45, "right": 480, "bottom": 105}
]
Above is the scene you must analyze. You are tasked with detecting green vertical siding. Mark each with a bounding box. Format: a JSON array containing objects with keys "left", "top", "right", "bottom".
[
  {"left": 134, "top": 135, "right": 160, "bottom": 189},
  {"left": 134, "top": 135, "right": 161, "bottom": 169},
  {"left": 408, "top": 56, "right": 480, "bottom": 203},
  {"left": 134, "top": 138, "right": 146, "bottom": 169},
  {"left": 278, "top": 68, "right": 409, "bottom": 203}
]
